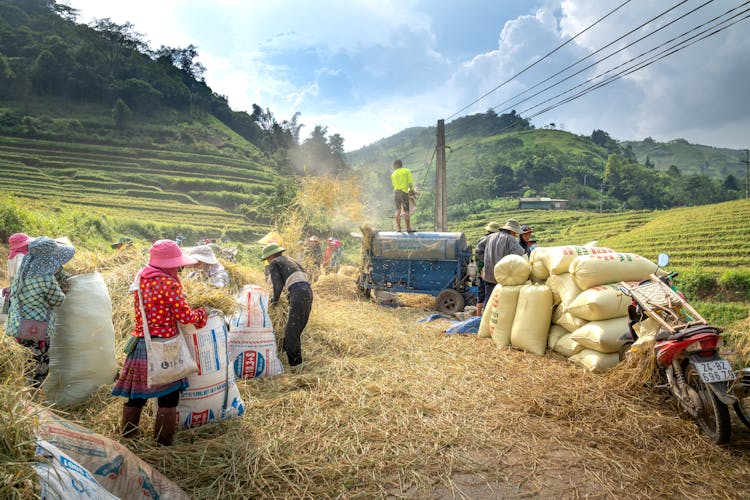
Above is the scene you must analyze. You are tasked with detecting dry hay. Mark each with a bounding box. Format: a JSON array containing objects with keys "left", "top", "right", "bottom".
[
  {"left": 399, "top": 292, "right": 438, "bottom": 310},
  {"left": 3, "top": 251, "right": 750, "bottom": 498},
  {"left": 222, "top": 260, "right": 266, "bottom": 295},
  {"left": 181, "top": 279, "right": 239, "bottom": 317},
  {"left": 336, "top": 264, "right": 358, "bottom": 279},
  {"left": 312, "top": 273, "right": 359, "bottom": 301},
  {"left": 66, "top": 244, "right": 144, "bottom": 275}
]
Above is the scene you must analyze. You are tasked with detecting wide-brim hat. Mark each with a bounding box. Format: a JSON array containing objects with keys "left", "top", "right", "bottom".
[
  {"left": 261, "top": 243, "right": 286, "bottom": 260},
  {"left": 183, "top": 245, "right": 219, "bottom": 265},
  {"left": 484, "top": 221, "right": 500, "bottom": 233},
  {"left": 148, "top": 239, "right": 197, "bottom": 268},
  {"left": 500, "top": 218, "right": 522, "bottom": 234},
  {"left": 520, "top": 224, "right": 533, "bottom": 234},
  {"left": 24, "top": 236, "right": 75, "bottom": 277},
  {"left": 8, "top": 232, "right": 35, "bottom": 259}
]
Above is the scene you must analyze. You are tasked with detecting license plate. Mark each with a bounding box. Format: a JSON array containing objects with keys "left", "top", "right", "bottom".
[{"left": 693, "top": 359, "right": 736, "bottom": 383}]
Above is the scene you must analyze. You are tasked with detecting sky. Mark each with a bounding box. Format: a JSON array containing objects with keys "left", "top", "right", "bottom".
[{"left": 64, "top": 0, "right": 750, "bottom": 152}]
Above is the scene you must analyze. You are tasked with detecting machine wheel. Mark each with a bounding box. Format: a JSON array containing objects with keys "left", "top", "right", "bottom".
[
  {"left": 618, "top": 342, "right": 633, "bottom": 362},
  {"left": 436, "top": 289, "right": 464, "bottom": 314},
  {"left": 685, "top": 363, "right": 731, "bottom": 445}
]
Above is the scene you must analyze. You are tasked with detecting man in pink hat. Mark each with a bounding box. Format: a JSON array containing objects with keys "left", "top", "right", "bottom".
[{"left": 111, "top": 239, "right": 207, "bottom": 446}]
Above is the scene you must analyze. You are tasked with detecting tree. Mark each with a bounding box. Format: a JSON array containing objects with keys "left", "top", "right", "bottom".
[
  {"left": 722, "top": 174, "right": 740, "bottom": 192},
  {"left": 112, "top": 98, "right": 131, "bottom": 129}
]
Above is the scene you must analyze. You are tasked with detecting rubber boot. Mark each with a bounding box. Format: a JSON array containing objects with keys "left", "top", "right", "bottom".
[
  {"left": 121, "top": 405, "right": 142, "bottom": 439},
  {"left": 154, "top": 407, "right": 178, "bottom": 446},
  {"left": 475, "top": 302, "right": 483, "bottom": 317}
]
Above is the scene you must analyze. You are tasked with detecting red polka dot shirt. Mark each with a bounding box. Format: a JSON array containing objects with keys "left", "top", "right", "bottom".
[{"left": 131, "top": 275, "right": 207, "bottom": 338}]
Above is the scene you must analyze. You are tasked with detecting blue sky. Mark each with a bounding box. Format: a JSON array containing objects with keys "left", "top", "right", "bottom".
[{"left": 66, "top": 0, "right": 750, "bottom": 152}]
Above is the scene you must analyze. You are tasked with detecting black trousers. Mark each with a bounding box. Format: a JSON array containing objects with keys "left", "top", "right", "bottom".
[
  {"left": 284, "top": 282, "right": 313, "bottom": 366},
  {"left": 126, "top": 389, "right": 180, "bottom": 409}
]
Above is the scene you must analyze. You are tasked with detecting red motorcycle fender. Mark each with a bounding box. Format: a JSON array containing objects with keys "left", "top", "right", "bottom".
[{"left": 687, "top": 355, "right": 737, "bottom": 406}]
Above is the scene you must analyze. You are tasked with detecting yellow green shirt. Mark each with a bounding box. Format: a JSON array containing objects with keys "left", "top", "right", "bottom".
[{"left": 391, "top": 167, "right": 413, "bottom": 193}]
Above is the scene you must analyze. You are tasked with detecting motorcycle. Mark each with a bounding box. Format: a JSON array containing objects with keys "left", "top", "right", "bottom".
[{"left": 618, "top": 253, "right": 737, "bottom": 445}]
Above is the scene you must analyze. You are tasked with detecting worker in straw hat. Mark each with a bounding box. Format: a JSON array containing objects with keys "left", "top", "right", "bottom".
[
  {"left": 262, "top": 243, "right": 313, "bottom": 368},
  {"left": 112, "top": 239, "right": 207, "bottom": 445},
  {"left": 519, "top": 224, "right": 535, "bottom": 256},
  {"left": 183, "top": 244, "right": 230, "bottom": 288},
  {"left": 481, "top": 219, "right": 525, "bottom": 303},
  {"left": 474, "top": 221, "right": 500, "bottom": 316}
]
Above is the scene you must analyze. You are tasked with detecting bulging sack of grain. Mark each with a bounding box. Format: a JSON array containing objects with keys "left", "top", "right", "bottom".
[
  {"left": 553, "top": 333, "right": 584, "bottom": 357},
  {"left": 569, "top": 349, "right": 620, "bottom": 372},
  {"left": 569, "top": 316, "right": 629, "bottom": 353},
  {"left": 43, "top": 273, "right": 117, "bottom": 407},
  {"left": 35, "top": 409, "right": 190, "bottom": 499},
  {"left": 177, "top": 311, "right": 244, "bottom": 429},
  {"left": 566, "top": 283, "right": 630, "bottom": 321},
  {"left": 570, "top": 253, "right": 657, "bottom": 290},
  {"left": 510, "top": 284, "right": 553, "bottom": 356},
  {"left": 477, "top": 285, "right": 502, "bottom": 338},
  {"left": 529, "top": 247, "right": 550, "bottom": 282},
  {"left": 545, "top": 273, "right": 582, "bottom": 309},
  {"left": 228, "top": 285, "right": 284, "bottom": 378},
  {"left": 490, "top": 284, "right": 523, "bottom": 348},
  {"left": 540, "top": 245, "right": 615, "bottom": 275},
  {"left": 552, "top": 304, "right": 588, "bottom": 332},
  {"left": 548, "top": 324, "right": 567, "bottom": 350},
  {"left": 494, "top": 254, "right": 530, "bottom": 285}
]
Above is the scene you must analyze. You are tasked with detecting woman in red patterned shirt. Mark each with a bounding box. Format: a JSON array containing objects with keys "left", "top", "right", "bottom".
[{"left": 112, "top": 239, "right": 207, "bottom": 445}]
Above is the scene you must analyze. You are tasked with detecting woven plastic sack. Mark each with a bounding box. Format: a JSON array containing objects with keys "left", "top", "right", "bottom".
[
  {"left": 566, "top": 283, "right": 630, "bottom": 321},
  {"left": 177, "top": 311, "right": 244, "bottom": 429},
  {"left": 34, "top": 440, "right": 118, "bottom": 500},
  {"left": 529, "top": 247, "right": 550, "bottom": 282},
  {"left": 570, "top": 253, "right": 657, "bottom": 290},
  {"left": 540, "top": 245, "right": 615, "bottom": 275},
  {"left": 490, "top": 284, "right": 523, "bottom": 349},
  {"left": 546, "top": 273, "right": 582, "bottom": 309},
  {"left": 493, "top": 254, "right": 530, "bottom": 286},
  {"left": 228, "top": 285, "right": 284, "bottom": 378},
  {"left": 547, "top": 324, "right": 567, "bottom": 350},
  {"left": 43, "top": 273, "right": 117, "bottom": 407},
  {"left": 569, "top": 316, "right": 629, "bottom": 353},
  {"left": 510, "top": 284, "right": 553, "bottom": 356},
  {"left": 35, "top": 409, "right": 190, "bottom": 499},
  {"left": 551, "top": 304, "right": 588, "bottom": 332},
  {"left": 477, "top": 285, "right": 501, "bottom": 338},
  {"left": 553, "top": 333, "right": 584, "bottom": 357},
  {"left": 569, "top": 349, "right": 620, "bottom": 372}
]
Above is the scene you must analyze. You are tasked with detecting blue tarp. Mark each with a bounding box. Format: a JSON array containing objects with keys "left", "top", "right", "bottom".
[
  {"left": 417, "top": 313, "right": 453, "bottom": 323},
  {"left": 445, "top": 316, "right": 480, "bottom": 334}
]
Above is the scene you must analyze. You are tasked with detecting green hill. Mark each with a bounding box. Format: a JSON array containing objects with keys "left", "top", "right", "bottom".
[{"left": 623, "top": 137, "right": 746, "bottom": 178}]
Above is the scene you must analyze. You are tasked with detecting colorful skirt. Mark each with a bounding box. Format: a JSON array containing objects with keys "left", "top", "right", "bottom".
[{"left": 111, "top": 337, "right": 189, "bottom": 400}]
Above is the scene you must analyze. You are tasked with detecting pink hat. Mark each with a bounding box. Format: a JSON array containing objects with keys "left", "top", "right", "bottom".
[
  {"left": 8, "top": 232, "right": 34, "bottom": 259},
  {"left": 148, "top": 239, "right": 197, "bottom": 268}
]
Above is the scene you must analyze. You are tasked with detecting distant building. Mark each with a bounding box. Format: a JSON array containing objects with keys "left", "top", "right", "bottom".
[{"left": 518, "top": 197, "right": 568, "bottom": 210}]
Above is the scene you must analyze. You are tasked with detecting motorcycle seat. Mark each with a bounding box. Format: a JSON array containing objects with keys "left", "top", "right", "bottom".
[{"left": 664, "top": 324, "right": 722, "bottom": 341}]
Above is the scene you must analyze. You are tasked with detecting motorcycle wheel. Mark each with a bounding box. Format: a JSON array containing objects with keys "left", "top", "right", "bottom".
[{"left": 684, "top": 364, "right": 731, "bottom": 445}]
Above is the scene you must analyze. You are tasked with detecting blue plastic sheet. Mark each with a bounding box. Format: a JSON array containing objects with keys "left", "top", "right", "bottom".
[
  {"left": 417, "top": 313, "right": 453, "bottom": 323},
  {"left": 445, "top": 316, "right": 481, "bottom": 334}
]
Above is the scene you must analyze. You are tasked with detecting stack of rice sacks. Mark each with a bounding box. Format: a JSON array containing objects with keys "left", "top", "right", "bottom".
[{"left": 479, "top": 244, "right": 657, "bottom": 373}]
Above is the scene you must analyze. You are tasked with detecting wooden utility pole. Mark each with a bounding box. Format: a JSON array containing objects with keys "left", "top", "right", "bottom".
[
  {"left": 435, "top": 119, "right": 447, "bottom": 232},
  {"left": 744, "top": 149, "right": 749, "bottom": 198}
]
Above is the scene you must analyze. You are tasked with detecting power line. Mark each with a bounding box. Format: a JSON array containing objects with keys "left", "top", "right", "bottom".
[
  {"left": 445, "top": 0, "right": 633, "bottom": 121},
  {"left": 491, "top": 0, "right": 716, "bottom": 115}
]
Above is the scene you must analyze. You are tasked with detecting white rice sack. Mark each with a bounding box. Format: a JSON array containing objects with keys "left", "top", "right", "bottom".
[
  {"left": 35, "top": 409, "right": 190, "bottom": 499},
  {"left": 490, "top": 284, "right": 523, "bottom": 349},
  {"left": 43, "top": 273, "right": 117, "bottom": 407},
  {"left": 34, "top": 440, "right": 118, "bottom": 500},
  {"left": 545, "top": 273, "right": 583, "bottom": 309},
  {"left": 566, "top": 283, "right": 630, "bottom": 321},
  {"left": 493, "top": 254, "right": 530, "bottom": 286},
  {"left": 553, "top": 333, "right": 585, "bottom": 357},
  {"left": 569, "top": 316, "right": 629, "bottom": 353},
  {"left": 548, "top": 324, "right": 567, "bottom": 350},
  {"left": 551, "top": 304, "right": 588, "bottom": 332},
  {"left": 529, "top": 247, "right": 550, "bottom": 282},
  {"left": 228, "top": 285, "right": 284, "bottom": 378},
  {"left": 570, "top": 253, "right": 657, "bottom": 290},
  {"left": 510, "top": 284, "right": 553, "bottom": 356},
  {"left": 477, "top": 285, "right": 502, "bottom": 339},
  {"left": 540, "top": 245, "right": 616, "bottom": 275},
  {"left": 569, "top": 349, "right": 620, "bottom": 372},
  {"left": 177, "top": 311, "right": 245, "bottom": 429}
]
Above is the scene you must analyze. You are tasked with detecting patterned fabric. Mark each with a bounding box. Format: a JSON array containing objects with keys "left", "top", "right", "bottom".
[
  {"left": 17, "top": 338, "right": 49, "bottom": 388},
  {"left": 21, "top": 237, "right": 75, "bottom": 277},
  {"left": 111, "top": 338, "right": 189, "bottom": 399},
  {"left": 131, "top": 274, "right": 207, "bottom": 338},
  {"left": 5, "top": 274, "right": 65, "bottom": 338}
]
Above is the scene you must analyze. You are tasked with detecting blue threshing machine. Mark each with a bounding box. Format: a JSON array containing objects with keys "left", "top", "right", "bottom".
[{"left": 357, "top": 231, "right": 478, "bottom": 313}]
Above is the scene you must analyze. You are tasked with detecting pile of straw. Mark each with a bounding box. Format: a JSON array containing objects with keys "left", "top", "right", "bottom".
[
  {"left": 182, "top": 279, "right": 239, "bottom": 317},
  {"left": 312, "top": 274, "right": 360, "bottom": 301},
  {"left": 3, "top": 248, "right": 750, "bottom": 498}
]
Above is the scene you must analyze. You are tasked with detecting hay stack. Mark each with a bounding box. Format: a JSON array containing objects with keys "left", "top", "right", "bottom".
[
  {"left": 182, "top": 279, "right": 239, "bottom": 317},
  {"left": 313, "top": 274, "right": 359, "bottom": 301},
  {"left": 337, "top": 265, "right": 358, "bottom": 279}
]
